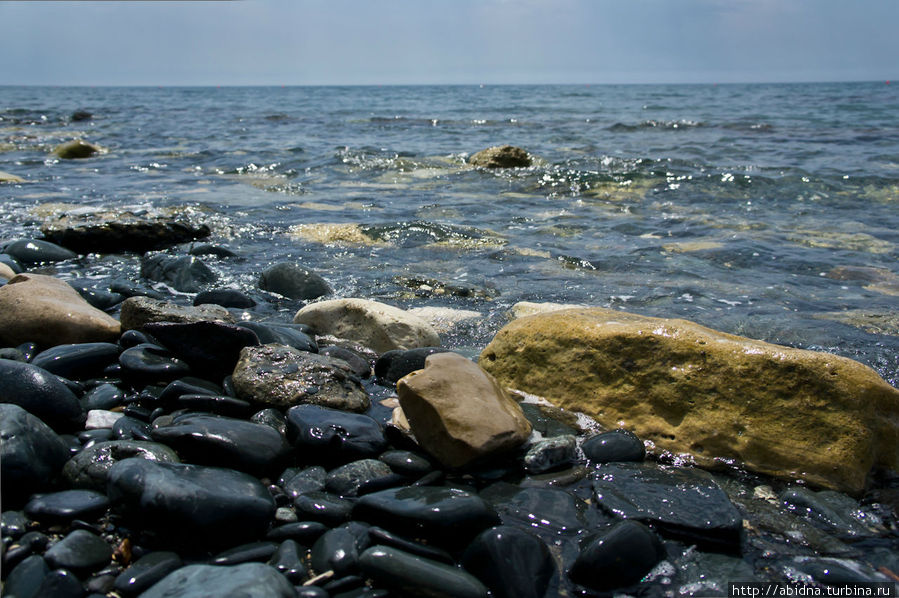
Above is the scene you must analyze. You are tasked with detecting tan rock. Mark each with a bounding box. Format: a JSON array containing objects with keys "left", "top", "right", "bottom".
[
  {"left": 479, "top": 307, "right": 899, "bottom": 495},
  {"left": 468, "top": 145, "right": 531, "bottom": 168},
  {"left": 0, "top": 273, "right": 120, "bottom": 347},
  {"left": 53, "top": 139, "right": 104, "bottom": 159},
  {"left": 0, "top": 262, "right": 16, "bottom": 280},
  {"left": 509, "top": 301, "right": 589, "bottom": 319},
  {"left": 0, "top": 170, "right": 25, "bottom": 184},
  {"left": 119, "top": 296, "right": 234, "bottom": 331},
  {"left": 397, "top": 352, "right": 532, "bottom": 468},
  {"left": 294, "top": 298, "right": 440, "bottom": 354},
  {"left": 406, "top": 306, "right": 482, "bottom": 335}
]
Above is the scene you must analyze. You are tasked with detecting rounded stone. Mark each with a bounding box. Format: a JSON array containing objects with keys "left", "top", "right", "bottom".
[
  {"left": 63, "top": 439, "right": 181, "bottom": 491},
  {"left": 568, "top": 520, "right": 666, "bottom": 592},
  {"left": 374, "top": 347, "right": 450, "bottom": 385},
  {"left": 139, "top": 563, "right": 295, "bottom": 598},
  {"left": 31, "top": 342, "right": 121, "bottom": 380},
  {"left": 582, "top": 429, "right": 646, "bottom": 463},
  {"left": 114, "top": 551, "right": 183, "bottom": 596},
  {"left": 194, "top": 288, "right": 256, "bottom": 308},
  {"left": 461, "top": 525, "right": 556, "bottom": 598},
  {"left": 3, "top": 239, "right": 78, "bottom": 265},
  {"left": 468, "top": 145, "right": 531, "bottom": 168},
  {"left": 140, "top": 254, "right": 217, "bottom": 293},
  {"left": 53, "top": 139, "right": 103, "bottom": 159},
  {"left": 43, "top": 529, "right": 113, "bottom": 575},
  {"left": 259, "top": 262, "right": 331, "bottom": 301},
  {"left": 24, "top": 489, "right": 110, "bottom": 523},
  {"left": 286, "top": 404, "right": 387, "bottom": 465},
  {"left": 0, "top": 404, "right": 71, "bottom": 505},
  {"left": 523, "top": 434, "right": 577, "bottom": 474},
  {"left": 359, "top": 545, "right": 489, "bottom": 598}
]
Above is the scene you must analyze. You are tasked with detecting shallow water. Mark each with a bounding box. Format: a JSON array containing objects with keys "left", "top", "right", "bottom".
[{"left": 1, "top": 83, "right": 898, "bottom": 384}]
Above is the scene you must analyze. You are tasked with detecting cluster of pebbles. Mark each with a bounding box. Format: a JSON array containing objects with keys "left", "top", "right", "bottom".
[{"left": 2, "top": 236, "right": 899, "bottom": 598}]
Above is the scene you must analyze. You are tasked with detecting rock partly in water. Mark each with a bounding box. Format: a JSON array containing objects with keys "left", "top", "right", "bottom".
[
  {"left": 523, "top": 434, "right": 577, "bottom": 474},
  {"left": 53, "top": 139, "right": 104, "bottom": 159},
  {"left": 581, "top": 429, "right": 646, "bottom": 464},
  {"left": 4, "top": 238, "right": 79, "bottom": 266},
  {"left": 469, "top": 145, "right": 532, "bottom": 168},
  {"left": 0, "top": 358, "right": 85, "bottom": 432},
  {"left": 0, "top": 170, "right": 26, "bottom": 184},
  {"left": 119, "top": 296, "right": 235, "bottom": 330},
  {"left": 0, "top": 261, "right": 16, "bottom": 280},
  {"left": 396, "top": 352, "right": 531, "bottom": 469},
  {"left": 568, "top": 520, "right": 666, "bottom": 592},
  {"left": 294, "top": 298, "right": 440, "bottom": 354},
  {"left": 259, "top": 262, "right": 331, "bottom": 301},
  {"left": 233, "top": 344, "right": 370, "bottom": 412},
  {"left": 480, "top": 306, "right": 899, "bottom": 495},
  {"left": 139, "top": 563, "right": 296, "bottom": 598},
  {"left": 141, "top": 254, "right": 217, "bottom": 293},
  {"left": 0, "top": 403, "right": 71, "bottom": 505},
  {"left": 195, "top": 288, "right": 257, "bottom": 309},
  {"left": 40, "top": 205, "right": 211, "bottom": 254},
  {"left": 0, "top": 273, "right": 121, "bottom": 347}
]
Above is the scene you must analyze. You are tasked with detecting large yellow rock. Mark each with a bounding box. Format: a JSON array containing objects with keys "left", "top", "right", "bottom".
[
  {"left": 480, "top": 307, "right": 899, "bottom": 495},
  {"left": 397, "top": 352, "right": 532, "bottom": 468},
  {"left": 0, "top": 274, "right": 121, "bottom": 347}
]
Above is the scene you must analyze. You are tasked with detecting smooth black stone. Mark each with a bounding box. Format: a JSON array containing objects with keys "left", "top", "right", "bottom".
[
  {"left": 268, "top": 539, "right": 308, "bottom": 583},
  {"left": 311, "top": 526, "right": 368, "bottom": 577},
  {"left": 592, "top": 462, "right": 743, "bottom": 551},
  {"left": 80, "top": 383, "right": 126, "bottom": 411},
  {"left": 142, "top": 321, "right": 260, "bottom": 381},
  {"left": 265, "top": 521, "right": 328, "bottom": 544},
  {"left": 34, "top": 569, "right": 84, "bottom": 598},
  {"left": 3, "top": 238, "right": 78, "bottom": 265},
  {"left": 582, "top": 429, "right": 646, "bottom": 463},
  {"left": 112, "top": 416, "right": 152, "bottom": 441},
  {"left": 119, "top": 329, "right": 153, "bottom": 350},
  {"left": 0, "top": 252, "right": 24, "bottom": 273},
  {"left": 44, "top": 529, "right": 112, "bottom": 575},
  {"left": 188, "top": 243, "right": 238, "bottom": 258},
  {"left": 2, "top": 510, "right": 29, "bottom": 539},
  {"left": 374, "top": 347, "right": 450, "bottom": 385},
  {"left": 353, "top": 486, "right": 500, "bottom": 551},
  {"left": 138, "top": 563, "right": 296, "bottom": 598},
  {"left": 461, "top": 525, "right": 556, "bottom": 598},
  {"left": 411, "top": 470, "right": 445, "bottom": 487},
  {"left": 287, "top": 404, "right": 387, "bottom": 466},
  {"left": 140, "top": 254, "right": 217, "bottom": 293},
  {"left": 78, "top": 429, "right": 115, "bottom": 445},
  {"left": 107, "top": 458, "right": 275, "bottom": 548},
  {"left": 150, "top": 412, "right": 291, "bottom": 475},
  {"left": 0, "top": 404, "right": 71, "bottom": 505},
  {"left": 118, "top": 344, "right": 192, "bottom": 383},
  {"left": 325, "top": 459, "right": 401, "bottom": 498},
  {"left": 258, "top": 262, "right": 330, "bottom": 301},
  {"left": 236, "top": 321, "right": 318, "bottom": 353},
  {"left": 282, "top": 466, "right": 327, "bottom": 498},
  {"left": 63, "top": 440, "right": 180, "bottom": 491},
  {"left": 3, "top": 555, "right": 50, "bottom": 598},
  {"left": 123, "top": 404, "right": 154, "bottom": 422},
  {"left": 175, "top": 394, "right": 255, "bottom": 418},
  {"left": 109, "top": 279, "right": 167, "bottom": 301},
  {"left": 24, "top": 489, "right": 110, "bottom": 524},
  {"left": 71, "top": 283, "right": 126, "bottom": 310},
  {"left": 0, "top": 359, "right": 85, "bottom": 432},
  {"left": 323, "top": 574, "right": 365, "bottom": 594},
  {"left": 779, "top": 488, "right": 869, "bottom": 537},
  {"left": 0, "top": 347, "right": 26, "bottom": 361},
  {"left": 378, "top": 450, "right": 434, "bottom": 477},
  {"left": 368, "top": 526, "right": 454, "bottom": 565},
  {"left": 359, "top": 545, "right": 489, "bottom": 598},
  {"left": 212, "top": 541, "right": 279, "bottom": 566},
  {"left": 71, "top": 110, "right": 92, "bottom": 121},
  {"left": 481, "top": 483, "right": 604, "bottom": 537},
  {"left": 194, "top": 288, "right": 255, "bottom": 308},
  {"left": 293, "top": 492, "right": 354, "bottom": 527},
  {"left": 787, "top": 557, "right": 886, "bottom": 585},
  {"left": 319, "top": 346, "right": 371, "bottom": 378},
  {"left": 113, "top": 551, "right": 183, "bottom": 596},
  {"left": 523, "top": 434, "right": 577, "bottom": 474},
  {"left": 86, "top": 574, "right": 117, "bottom": 594},
  {"left": 158, "top": 377, "right": 220, "bottom": 404},
  {"left": 569, "top": 520, "right": 666, "bottom": 592},
  {"left": 296, "top": 587, "right": 329, "bottom": 598},
  {"left": 334, "top": 589, "right": 388, "bottom": 598}
]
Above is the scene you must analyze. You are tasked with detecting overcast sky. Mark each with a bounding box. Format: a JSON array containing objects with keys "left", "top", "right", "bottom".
[{"left": 1, "top": 0, "right": 896, "bottom": 86}]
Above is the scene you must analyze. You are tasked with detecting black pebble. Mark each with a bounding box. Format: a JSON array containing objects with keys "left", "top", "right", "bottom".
[
  {"left": 113, "top": 551, "right": 183, "bottom": 597},
  {"left": 568, "top": 520, "right": 665, "bottom": 592},
  {"left": 24, "top": 489, "right": 110, "bottom": 524},
  {"left": 194, "top": 288, "right": 256, "bottom": 308},
  {"left": 582, "top": 429, "right": 645, "bottom": 463},
  {"left": 43, "top": 529, "right": 113, "bottom": 576}
]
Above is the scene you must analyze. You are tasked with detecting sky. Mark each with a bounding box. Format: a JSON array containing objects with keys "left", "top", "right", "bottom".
[{"left": 1, "top": 0, "right": 897, "bottom": 86}]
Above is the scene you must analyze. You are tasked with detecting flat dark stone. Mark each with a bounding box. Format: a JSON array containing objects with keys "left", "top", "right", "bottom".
[
  {"left": 119, "top": 343, "right": 191, "bottom": 383},
  {"left": 138, "top": 563, "right": 296, "bottom": 598},
  {"left": 212, "top": 541, "right": 279, "bottom": 566},
  {"left": 592, "top": 462, "right": 743, "bottom": 551},
  {"left": 142, "top": 320, "right": 260, "bottom": 381},
  {"left": 324, "top": 459, "right": 401, "bottom": 498},
  {"left": 281, "top": 466, "right": 326, "bottom": 498},
  {"left": 113, "top": 415, "right": 153, "bottom": 441},
  {"left": 236, "top": 322, "right": 316, "bottom": 352},
  {"left": 107, "top": 458, "right": 275, "bottom": 548},
  {"left": 286, "top": 404, "right": 387, "bottom": 465},
  {"left": 31, "top": 342, "right": 121, "bottom": 379},
  {"left": 569, "top": 520, "right": 666, "bottom": 592},
  {"left": 461, "top": 525, "right": 557, "bottom": 598},
  {"left": 378, "top": 450, "right": 435, "bottom": 477},
  {"left": 33, "top": 569, "right": 83, "bottom": 598},
  {"left": 320, "top": 345, "right": 371, "bottom": 378},
  {"left": 113, "top": 551, "right": 183, "bottom": 596},
  {"left": 0, "top": 359, "right": 85, "bottom": 432},
  {"left": 265, "top": 520, "right": 328, "bottom": 544},
  {"left": 311, "top": 526, "right": 369, "bottom": 577},
  {"left": 359, "top": 545, "right": 489, "bottom": 598},
  {"left": 3, "top": 239, "right": 78, "bottom": 265},
  {"left": 188, "top": 243, "right": 237, "bottom": 258},
  {"left": 481, "top": 483, "right": 604, "bottom": 537},
  {"left": 0, "top": 403, "right": 71, "bottom": 505},
  {"left": 24, "top": 489, "right": 110, "bottom": 523},
  {"left": 353, "top": 486, "right": 500, "bottom": 550},
  {"left": 64, "top": 440, "right": 177, "bottom": 492},
  {"left": 2, "top": 555, "right": 50, "bottom": 598},
  {"left": 293, "top": 491, "right": 354, "bottom": 527},
  {"left": 81, "top": 383, "right": 126, "bottom": 411},
  {"left": 150, "top": 412, "right": 291, "bottom": 476},
  {"left": 268, "top": 539, "right": 308, "bottom": 583},
  {"left": 140, "top": 254, "right": 217, "bottom": 293},
  {"left": 1, "top": 510, "right": 29, "bottom": 538},
  {"left": 175, "top": 394, "right": 255, "bottom": 418},
  {"left": 582, "top": 429, "right": 645, "bottom": 463},
  {"left": 195, "top": 288, "right": 256, "bottom": 308},
  {"left": 258, "top": 262, "right": 330, "bottom": 301},
  {"left": 374, "top": 347, "right": 449, "bottom": 385},
  {"left": 43, "top": 529, "right": 112, "bottom": 575},
  {"left": 158, "top": 377, "right": 220, "bottom": 404},
  {"left": 368, "top": 526, "right": 454, "bottom": 565}
]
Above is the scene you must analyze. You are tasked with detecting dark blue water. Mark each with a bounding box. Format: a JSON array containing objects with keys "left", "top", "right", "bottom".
[{"left": 1, "top": 83, "right": 898, "bottom": 383}]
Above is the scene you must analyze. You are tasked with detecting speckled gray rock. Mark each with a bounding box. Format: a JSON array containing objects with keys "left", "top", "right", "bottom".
[
  {"left": 119, "top": 296, "right": 234, "bottom": 330},
  {"left": 63, "top": 440, "right": 180, "bottom": 491},
  {"left": 232, "top": 343, "right": 370, "bottom": 412}
]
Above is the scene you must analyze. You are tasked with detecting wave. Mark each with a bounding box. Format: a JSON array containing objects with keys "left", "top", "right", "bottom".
[{"left": 607, "top": 119, "right": 704, "bottom": 132}]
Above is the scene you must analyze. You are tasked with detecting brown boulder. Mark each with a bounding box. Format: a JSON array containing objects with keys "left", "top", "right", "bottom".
[
  {"left": 0, "top": 274, "right": 120, "bottom": 347},
  {"left": 397, "top": 352, "right": 531, "bottom": 468},
  {"left": 468, "top": 145, "right": 531, "bottom": 168},
  {"left": 480, "top": 307, "right": 899, "bottom": 495}
]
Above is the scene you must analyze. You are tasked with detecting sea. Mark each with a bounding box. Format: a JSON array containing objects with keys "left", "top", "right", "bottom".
[{"left": 1, "top": 83, "right": 897, "bottom": 385}]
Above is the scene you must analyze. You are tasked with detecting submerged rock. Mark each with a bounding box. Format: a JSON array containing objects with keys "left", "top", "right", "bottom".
[
  {"left": 53, "top": 139, "right": 104, "bottom": 159},
  {"left": 0, "top": 273, "right": 121, "bottom": 347},
  {"left": 232, "top": 343, "right": 370, "bottom": 412},
  {"left": 294, "top": 298, "right": 440, "bottom": 353},
  {"left": 480, "top": 306, "right": 899, "bottom": 495},
  {"left": 3, "top": 239, "right": 77, "bottom": 265},
  {"left": 0, "top": 170, "right": 26, "bottom": 183},
  {"left": 259, "top": 262, "right": 331, "bottom": 300},
  {"left": 141, "top": 254, "right": 217, "bottom": 293},
  {"left": 286, "top": 404, "right": 387, "bottom": 465},
  {"left": 469, "top": 145, "right": 532, "bottom": 168},
  {"left": 397, "top": 352, "right": 531, "bottom": 468}
]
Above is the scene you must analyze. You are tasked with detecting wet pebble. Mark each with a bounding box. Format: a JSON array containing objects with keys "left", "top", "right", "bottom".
[
  {"left": 359, "top": 545, "right": 489, "bottom": 598},
  {"left": 368, "top": 526, "right": 454, "bottom": 565},
  {"left": 139, "top": 563, "right": 296, "bottom": 598},
  {"left": 31, "top": 342, "right": 121, "bottom": 379},
  {"left": 2, "top": 510, "right": 29, "bottom": 538},
  {"left": 265, "top": 520, "right": 328, "bottom": 544},
  {"left": 568, "top": 520, "right": 666, "bottom": 592},
  {"left": 140, "top": 253, "right": 217, "bottom": 293},
  {"left": 44, "top": 529, "right": 113, "bottom": 575},
  {"left": 33, "top": 569, "right": 84, "bottom": 598},
  {"left": 143, "top": 320, "right": 260, "bottom": 381},
  {"left": 282, "top": 466, "right": 327, "bottom": 498},
  {"left": 175, "top": 394, "right": 255, "bottom": 417},
  {"left": 118, "top": 343, "right": 191, "bottom": 383},
  {"left": 80, "top": 383, "right": 126, "bottom": 411},
  {"left": 374, "top": 347, "right": 450, "bottom": 385},
  {"left": 461, "top": 525, "right": 556, "bottom": 598},
  {"left": 113, "top": 551, "right": 183, "bottom": 596},
  {"left": 287, "top": 404, "right": 387, "bottom": 465},
  {"left": 325, "top": 459, "right": 402, "bottom": 497},
  {"left": 268, "top": 538, "right": 308, "bottom": 583},
  {"left": 24, "top": 489, "right": 110, "bottom": 524},
  {"left": 195, "top": 288, "right": 256, "bottom": 308},
  {"left": 311, "top": 524, "right": 371, "bottom": 576},
  {"left": 212, "top": 541, "right": 279, "bottom": 566},
  {"left": 258, "top": 262, "right": 331, "bottom": 301},
  {"left": 112, "top": 415, "right": 152, "bottom": 441},
  {"left": 378, "top": 449, "right": 435, "bottom": 477},
  {"left": 3, "top": 555, "right": 50, "bottom": 598},
  {"left": 582, "top": 429, "right": 645, "bottom": 463},
  {"left": 293, "top": 491, "right": 355, "bottom": 527},
  {"left": 62, "top": 439, "right": 180, "bottom": 491},
  {"left": 3, "top": 238, "right": 77, "bottom": 265},
  {"left": 482, "top": 483, "right": 602, "bottom": 537},
  {"left": 523, "top": 434, "right": 577, "bottom": 474},
  {"left": 237, "top": 321, "right": 318, "bottom": 353},
  {"left": 0, "top": 403, "right": 71, "bottom": 505},
  {"left": 0, "top": 359, "right": 85, "bottom": 432}
]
